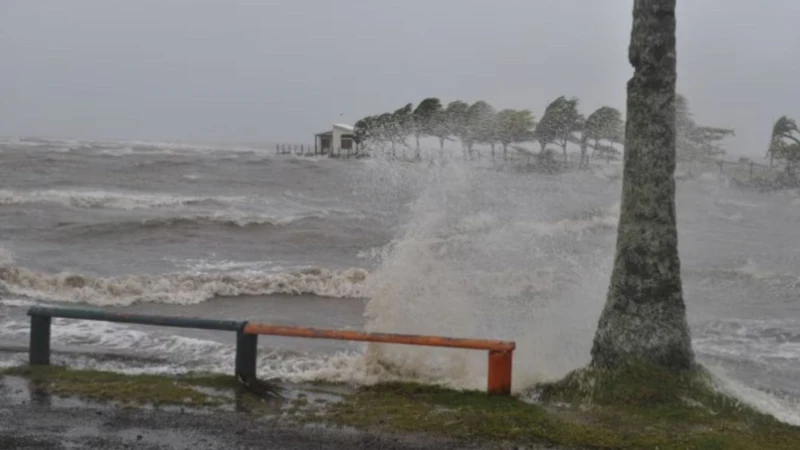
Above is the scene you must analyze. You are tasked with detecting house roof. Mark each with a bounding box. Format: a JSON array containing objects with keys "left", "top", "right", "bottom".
[
  {"left": 333, "top": 123, "right": 355, "bottom": 132},
  {"left": 315, "top": 123, "right": 355, "bottom": 137}
]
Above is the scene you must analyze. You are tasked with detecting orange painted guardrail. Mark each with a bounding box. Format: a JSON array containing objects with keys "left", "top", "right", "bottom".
[{"left": 241, "top": 323, "right": 516, "bottom": 395}]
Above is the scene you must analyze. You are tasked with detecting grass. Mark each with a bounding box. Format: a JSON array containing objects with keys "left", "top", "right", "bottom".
[
  {"left": 1, "top": 365, "right": 239, "bottom": 407},
  {"left": 320, "top": 365, "right": 800, "bottom": 449},
  {"left": 3, "top": 364, "right": 800, "bottom": 449}
]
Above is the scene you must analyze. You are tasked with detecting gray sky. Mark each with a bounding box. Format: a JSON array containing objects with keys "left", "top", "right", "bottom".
[{"left": 1, "top": 0, "right": 798, "bottom": 157}]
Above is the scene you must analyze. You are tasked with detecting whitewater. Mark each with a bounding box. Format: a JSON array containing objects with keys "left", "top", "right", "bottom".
[{"left": 1, "top": 137, "right": 798, "bottom": 425}]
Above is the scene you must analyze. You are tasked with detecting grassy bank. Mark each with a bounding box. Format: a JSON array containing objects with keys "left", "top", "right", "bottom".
[{"left": 2, "top": 365, "right": 799, "bottom": 449}]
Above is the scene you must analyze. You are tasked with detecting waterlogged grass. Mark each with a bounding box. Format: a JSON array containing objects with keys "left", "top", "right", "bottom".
[
  {"left": 3, "top": 365, "right": 800, "bottom": 449},
  {"left": 1, "top": 365, "right": 239, "bottom": 407},
  {"left": 0, "top": 365, "right": 331, "bottom": 415},
  {"left": 322, "top": 366, "right": 800, "bottom": 450}
]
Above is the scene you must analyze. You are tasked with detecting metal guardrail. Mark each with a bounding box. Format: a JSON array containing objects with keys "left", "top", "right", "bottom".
[{"left": 26, "top": 306, "right": 515, "bottom": 395}]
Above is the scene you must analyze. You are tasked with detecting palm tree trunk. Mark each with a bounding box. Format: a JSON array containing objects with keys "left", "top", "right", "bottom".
[{"left": 590, "top": 0, "right": 693, "bottom": 370}]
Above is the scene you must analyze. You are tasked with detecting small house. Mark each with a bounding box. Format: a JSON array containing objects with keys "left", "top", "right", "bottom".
[{"left": 314, "top": 123, "right": 355, "bottom": 156}]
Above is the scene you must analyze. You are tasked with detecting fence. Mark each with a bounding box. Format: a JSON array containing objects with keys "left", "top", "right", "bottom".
[
  {"left": 274, "top": 143, "right": 364, "bottom": 158},
  {"left": 26, "top": 306, "right": 516, "bottom": 395}
]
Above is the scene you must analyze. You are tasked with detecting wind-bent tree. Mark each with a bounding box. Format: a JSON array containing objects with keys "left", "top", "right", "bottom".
[
  {"left": 590, "top": 0, "right": 695, "bottom": 370},
  {"left": 535, "top": 96, "right": 584, "bottom": 163},
  {"left": 445, "top": 101, "right": 471, "bottom": 159},
  {"left": 778, "top": 143, "right": 800, "bottom": 178},
  {"left": 373, "top": 105, "right": 412, "bottom": 158},
  {"left": 354, "top": 115, "right": 379, "bottom": 153},
  {"left": 533, "top": 98, "right": 560, "bottom": 154},
  {"left": 391, "top": 103, "right": 414, "bottom": 158},
  {"left": 582, "top": 106, "right": 624, "bottom": 168},
  {"left": 431, "top": 108, "right": 451, "bottom": 153},
  {"left": 467, "top": 101, "right": 496, "bottom": 159},
  {"left": 373, "top": 113, "right": 395, "bottom": 157},
  {"left": 766, "top": 115, "right": 800, "bottom": 172},
  {"left": 412, "top": 98, "right": 443, "bottom": 159},
  {"left": 496, "top": 109, "right": 535, "bottom": 159},
  {"left": 675, "top": 94, "right": 734, "bottom": 165}
]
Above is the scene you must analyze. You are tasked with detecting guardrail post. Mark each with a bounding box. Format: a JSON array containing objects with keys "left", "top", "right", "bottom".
[
  {"left": 487, "top": 350, "right": 512, "bottom": 395},
  {"left": 29, "top": 315, "right": 52, "bottom": 365},
  {"left": 235, "top": 330, "right": 258, "bottom": 382}
]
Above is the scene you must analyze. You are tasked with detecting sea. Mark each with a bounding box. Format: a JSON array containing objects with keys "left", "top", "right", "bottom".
[{"left": 0, "top": 136, "right": 798, "bottom": 425}]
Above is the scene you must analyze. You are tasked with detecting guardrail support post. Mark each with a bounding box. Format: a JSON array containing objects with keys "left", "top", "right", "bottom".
[
  {"left": 235, "top": 331, "right": 258, "bottom": 382},
  {"left": 29, "top": 315, "right": 52, "bottom": 365},
  {"left": 487, "top": 350, "right": 512, "bottom": 395}
]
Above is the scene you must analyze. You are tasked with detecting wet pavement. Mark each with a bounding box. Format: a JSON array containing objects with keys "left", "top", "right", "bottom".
[{"left": 0, "top": 375, "right": 517, "bottom": 450}]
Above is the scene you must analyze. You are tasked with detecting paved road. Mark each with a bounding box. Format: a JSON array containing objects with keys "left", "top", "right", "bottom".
[{"left": 0, "top": 401, "right": 500, "bottom": 450}]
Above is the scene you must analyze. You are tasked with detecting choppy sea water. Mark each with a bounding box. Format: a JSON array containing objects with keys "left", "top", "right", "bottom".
[{"left": 0, "top": 136, "right": 798, "bottom": 425}]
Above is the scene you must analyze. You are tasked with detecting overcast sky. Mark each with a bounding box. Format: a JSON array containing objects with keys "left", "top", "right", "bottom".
[{"left": 1, "top": 1, "right": 798, "bottom": 157}]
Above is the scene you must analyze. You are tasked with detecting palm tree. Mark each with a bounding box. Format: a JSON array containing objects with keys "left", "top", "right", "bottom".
[
  {"left": 767, "top": 116, "right": 800, "bottom": 171},
  {"left": 590, "top": 0, "right": 694, "bottom": 371}
]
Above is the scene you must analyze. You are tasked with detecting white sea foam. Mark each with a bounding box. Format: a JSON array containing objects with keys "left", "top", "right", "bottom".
[
  {"left": 0, "top": 298, "right": 44, "bottom": 308},
  {"left": 705, "top": 364, "right": 800, "bottom": 426},
  {"left": 0, "top": 265, "right": 371, "bottom": 306},
  {"left": 0, "top": 246, "right": 14, "bottom": 266},
  {"left": 0, "top": 189, "right": 242, "bottom": 210},
  {"left": 694, "top": 318, "right": 800, "bottom": 368},
  {"left": 714, "top": 197, "right": 760, "bottom": 209},
  {"left": 135, "top": 210, "right": 328, "bottom": 228}
]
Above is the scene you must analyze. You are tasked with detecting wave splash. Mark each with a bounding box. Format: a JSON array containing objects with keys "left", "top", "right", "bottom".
[{"left": 359, "top": 162, "right": 617, "bottom": 392}]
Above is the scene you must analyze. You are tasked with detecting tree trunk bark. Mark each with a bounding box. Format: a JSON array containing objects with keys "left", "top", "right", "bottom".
[
  {"left": 580, "top": 142, "right": 588, "bottom": 169},
  {"left": 590, "top": 0, "right": 694, "bottom": 371}
]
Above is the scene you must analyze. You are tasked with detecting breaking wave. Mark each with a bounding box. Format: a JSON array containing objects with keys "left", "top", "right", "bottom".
[
  {"left": 692, "top": 259, "right": 797, "bottom": 286},
  {"left": 0, "top": 264, "right": 371, "bottom": 306},
  {"left": 0, "top": 189, "right": 239, "bottom": 210},
  {"left": 63, "top": 211, "right": 333, "bottom": 234},
  {"left": 695, "top": 318, "right": 800, "bottom": 368}
]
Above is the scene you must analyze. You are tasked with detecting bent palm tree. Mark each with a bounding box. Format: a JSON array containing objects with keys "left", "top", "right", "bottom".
[{"left": 767, "top": 116, "right": 800, "bottom": 171}]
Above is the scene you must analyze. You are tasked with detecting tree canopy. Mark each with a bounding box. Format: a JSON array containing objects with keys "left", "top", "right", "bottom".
[
  {"left": 582, "top": 106, "right": 624, "bottom": 165},
  {"left": 496, "top": 109, "right": 536, "bottom": 158},
  {"left": 675, "top": 94, "right": 735, "bottom": 163},
  {"left": 350, "top": 91, "right": 746, "bottom": 170},
  {"left": 412, "top": 98, "right": 443, "bottom": 158},
  {"left": 534, "top": 96, "right": 584, "bottom": 162},
  {"left": 767, "top": 115, "right": 800, "bottom": 175}
]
